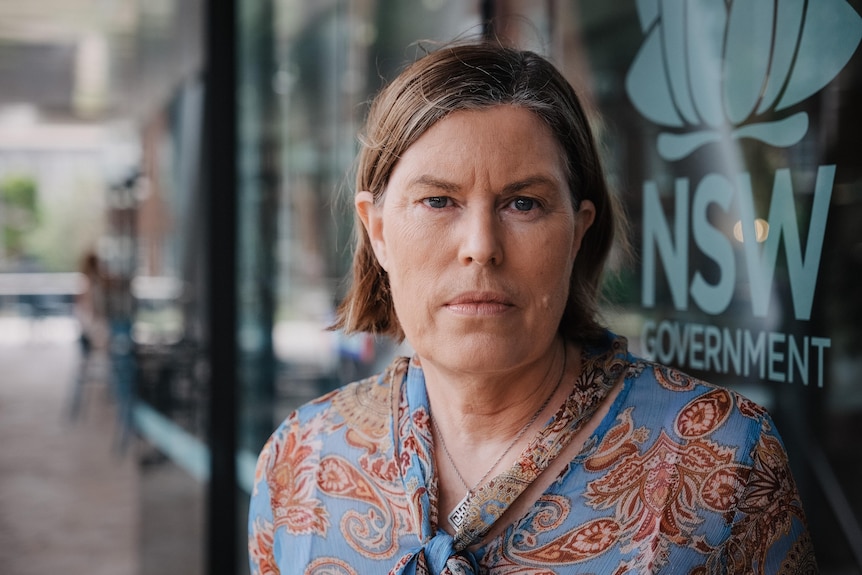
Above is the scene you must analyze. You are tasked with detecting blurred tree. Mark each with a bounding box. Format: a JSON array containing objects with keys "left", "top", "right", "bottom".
[
  {"left": 0, "top": 175, "right": 41, "bottom": 260},
  {"left": 28, "top": 175, "right": 105, "bottom": 272}
]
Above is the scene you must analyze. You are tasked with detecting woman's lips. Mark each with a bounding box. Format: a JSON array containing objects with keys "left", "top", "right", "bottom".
[{"left": 444, "top": 292, "right": 514, "bottom": 316}]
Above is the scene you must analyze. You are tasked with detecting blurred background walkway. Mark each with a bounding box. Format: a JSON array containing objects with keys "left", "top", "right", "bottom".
[{"left": 0, "top": 316, "right": 136, "bottom": 575}]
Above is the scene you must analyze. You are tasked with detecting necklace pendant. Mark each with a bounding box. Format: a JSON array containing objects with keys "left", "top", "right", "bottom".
[{"left": 448, "top": 491, "right": 473, "bottom": 531}]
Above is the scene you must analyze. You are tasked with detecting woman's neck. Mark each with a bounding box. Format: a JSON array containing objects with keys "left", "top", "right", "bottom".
[{"left": 421, "top": 338, "right": 574, "bottom": 457}]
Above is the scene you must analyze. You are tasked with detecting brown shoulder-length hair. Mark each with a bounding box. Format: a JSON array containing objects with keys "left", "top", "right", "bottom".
[{"left": 332, "top": 41, "right": 625, "bottom": 344}]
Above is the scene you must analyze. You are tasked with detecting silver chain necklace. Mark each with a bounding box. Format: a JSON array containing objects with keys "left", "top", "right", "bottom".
[{"left": 430, "top": 344, "right": 567, "bottom": 530}]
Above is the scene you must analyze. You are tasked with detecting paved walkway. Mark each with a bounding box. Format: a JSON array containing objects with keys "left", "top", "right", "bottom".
[{"left": 0, "top": 316, "right": 137, "bottom": 575}]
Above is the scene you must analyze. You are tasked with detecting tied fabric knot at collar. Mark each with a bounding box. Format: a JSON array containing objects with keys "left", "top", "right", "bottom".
[
  {"left": 397, "top": 531, "right": 480, "bottom": 575},
  {"left": 390, "top": 359, "right": 481, "bottom": 575}
]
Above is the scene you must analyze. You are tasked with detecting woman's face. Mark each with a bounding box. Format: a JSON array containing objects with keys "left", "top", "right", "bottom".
[{"left": 357, "top": 105, "right": 595, "bottom": 376}]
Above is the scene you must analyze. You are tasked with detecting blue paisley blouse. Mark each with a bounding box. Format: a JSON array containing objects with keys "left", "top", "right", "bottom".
[{"left": 248, "top": 333, "right": 816, "bottom": 574}]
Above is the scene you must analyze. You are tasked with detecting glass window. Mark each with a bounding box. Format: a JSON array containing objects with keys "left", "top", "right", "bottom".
[
  {"left": 234, "top": 1, "right": 862, "bottom": 572},
  {"left": 558, "top": 2, "right": 862, "bottom": 570}
]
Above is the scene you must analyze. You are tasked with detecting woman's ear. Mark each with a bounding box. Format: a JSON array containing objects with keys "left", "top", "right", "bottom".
[
  {"left": 356, "top": 191, "right": 388, "bottom": 270},
  {"left": 572, "top": 199, "right": 596, "bottom": 255}
]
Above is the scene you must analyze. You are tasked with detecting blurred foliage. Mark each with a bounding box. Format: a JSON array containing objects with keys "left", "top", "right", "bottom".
[
  {"left": 28, "top": 175, "right": 104, "bottom": 272},
  {"left": 0, "top": 174, "right": 41, "bottom": 259},
  {"left": 0, "top": 172, "right": 103, "bottom": 271}
]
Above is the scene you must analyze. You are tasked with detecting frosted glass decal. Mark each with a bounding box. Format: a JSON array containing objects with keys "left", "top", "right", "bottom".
[{"left": 626, "top": 0, "right": 862, "bottom": 161}]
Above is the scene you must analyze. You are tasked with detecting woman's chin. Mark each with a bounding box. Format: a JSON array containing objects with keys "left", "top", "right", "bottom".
[{"left": 412, "top": 335, "right": 543, "bottom": 376}]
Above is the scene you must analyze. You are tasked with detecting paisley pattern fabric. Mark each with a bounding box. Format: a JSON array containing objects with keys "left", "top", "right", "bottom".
[{"left": 248, "top": 333, "right": 816, "bottom": 574}]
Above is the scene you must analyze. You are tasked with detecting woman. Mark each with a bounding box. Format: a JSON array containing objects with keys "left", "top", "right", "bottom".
[{"left": 249, "top": 42, "right": 815, "bottom": 574}]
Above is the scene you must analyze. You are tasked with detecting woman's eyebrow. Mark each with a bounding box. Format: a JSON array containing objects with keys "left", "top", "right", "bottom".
[
  {"left": 501, "top": 175, "right": 560, "bottom": 194},
  {"left": 408, "top": 175, "right": 460, "bottom": 193},
  {"left": 407, "top": 174, "right": 561, "bottom": 194}
]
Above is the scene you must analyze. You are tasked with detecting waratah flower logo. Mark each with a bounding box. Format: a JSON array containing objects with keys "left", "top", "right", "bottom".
[{"left": 626, "top": 0, "right": 862, "bottom": 161}]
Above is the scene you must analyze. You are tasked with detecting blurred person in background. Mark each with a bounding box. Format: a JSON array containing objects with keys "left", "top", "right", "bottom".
[
  {"left": 70, "top": 249, "right": 108, "bottom": 417},
  {"left": 248, "top": 41, "right": 816, "bottom": 574},
  {"left": 75, "top": 250, "right": 108, "bottom": 353}
]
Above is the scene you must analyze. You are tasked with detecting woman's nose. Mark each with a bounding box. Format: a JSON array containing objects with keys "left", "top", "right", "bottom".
[{"left": 457, "top": 208, "right": 503, "bottom": 266}]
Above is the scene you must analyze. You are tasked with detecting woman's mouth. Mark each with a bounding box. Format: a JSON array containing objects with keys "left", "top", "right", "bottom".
[{"left": 444, "top": 292, "right": 514, "bottom": 316}]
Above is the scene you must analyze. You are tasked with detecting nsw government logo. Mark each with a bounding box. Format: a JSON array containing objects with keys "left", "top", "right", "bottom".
[
  {"left": 627, "top": 0, "right": 862, "bottom": 387},
  {"left": 626, "top": 0, "right": 862, "bottom": 161}
]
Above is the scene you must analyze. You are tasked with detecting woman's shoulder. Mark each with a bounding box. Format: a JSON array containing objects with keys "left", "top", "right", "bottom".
[
  {"left": 262, "top": 356, "right": 409, "bottom": 457},
  {"left": 586, "top": 332, "right": 770, "bottom": 420},
  {"left": 617, "top": 355, "right": 780, "bottom": 456},
  {"left": 628, "top": 356, "right": 770, "bottom": 416}
]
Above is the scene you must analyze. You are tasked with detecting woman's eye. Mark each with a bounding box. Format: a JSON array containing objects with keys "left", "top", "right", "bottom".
[
  {"left": 510, "top": 197, "right": 536, "bottom": 212},
  {"left": 423, "top": 196, "right": 450, "bottom": 209}
]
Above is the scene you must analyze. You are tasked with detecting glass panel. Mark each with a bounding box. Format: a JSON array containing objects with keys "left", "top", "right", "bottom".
[
  {"left": 559, "top": 1, "right": 862, "bottom": 570},
  {"left": 132, "top": 1, "right": 208, "bottom": 572},
  {"left": 135, "top": 81, "right": 209, "bottom": 575},
  {"left": 236, "top": 0, "right": 862, "bottom": 572}
]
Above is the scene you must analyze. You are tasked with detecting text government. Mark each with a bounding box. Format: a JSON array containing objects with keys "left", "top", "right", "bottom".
[{"left": 641, "top": 319, "right": 830, "bottom": 388}]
